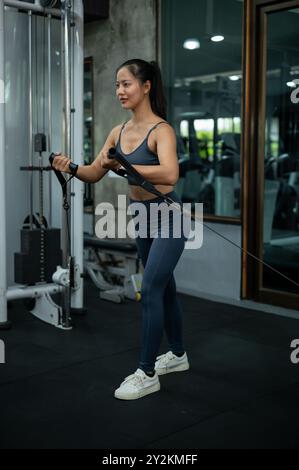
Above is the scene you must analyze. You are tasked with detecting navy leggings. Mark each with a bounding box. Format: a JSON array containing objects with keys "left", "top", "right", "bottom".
[{"left": 129, "top": 190, "right": 189, "bottom": 373}]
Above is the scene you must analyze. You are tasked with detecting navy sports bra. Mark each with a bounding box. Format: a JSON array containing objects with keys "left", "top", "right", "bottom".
[{"left": 115, "top": 120, "right": 169, "bottom": 186}]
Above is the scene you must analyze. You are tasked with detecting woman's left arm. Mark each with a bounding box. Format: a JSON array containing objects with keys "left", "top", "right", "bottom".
[{"left": 132, "top": 124, "right": 179, "bottom": 186}]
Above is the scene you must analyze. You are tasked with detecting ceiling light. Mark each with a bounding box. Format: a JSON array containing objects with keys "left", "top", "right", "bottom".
[
  {"left": 229, "top": 75, "right": 240, "bottom": 81},
  {"left": 286, "top": 81, "right": 297, "bottom": 88},
  {"left": 183, "top": 39, "right": 200, "bottom": 50},
  {"left": 211, "top": 35, "right": 224, "bottom": 42}
]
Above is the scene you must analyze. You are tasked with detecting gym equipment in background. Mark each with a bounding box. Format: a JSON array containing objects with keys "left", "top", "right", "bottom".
[
  {"left": 84, "top": 236, "right": 142, "bottom": 303},
  {"left": 0, "top": 0, "right": 84, "bottom": 330},
  {"left": 15, "top": 137, "right": 62, "bottom": 285},
  {"left": 273, "top": 153, "right": 299, "bottom": 232}
]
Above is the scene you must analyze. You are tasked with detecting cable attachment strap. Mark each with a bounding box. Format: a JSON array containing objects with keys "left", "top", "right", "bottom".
[{"left": 49, "top": 153, "right": 76, "bottom": 211}]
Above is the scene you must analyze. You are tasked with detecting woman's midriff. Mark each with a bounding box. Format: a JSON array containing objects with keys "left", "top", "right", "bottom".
[{"left": 129, "top": 183, "right": 174, "bottom": 201}]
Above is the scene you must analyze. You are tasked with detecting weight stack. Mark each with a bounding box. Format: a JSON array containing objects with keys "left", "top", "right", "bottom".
[{"left": 14, "top": 228, "right": 62, "bottom": 284}]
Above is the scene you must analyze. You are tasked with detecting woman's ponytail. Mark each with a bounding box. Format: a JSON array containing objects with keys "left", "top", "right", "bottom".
[{"left": 149, "top": 60, "right": 167, "bottom": 120}]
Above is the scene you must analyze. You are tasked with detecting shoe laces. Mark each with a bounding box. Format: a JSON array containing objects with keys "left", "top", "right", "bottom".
[
  {"left": 156, "top": 351, "right": 175, "bottom": 365},
  {"left": 122, "top": 369, "right": 146, "bottom": 386}
]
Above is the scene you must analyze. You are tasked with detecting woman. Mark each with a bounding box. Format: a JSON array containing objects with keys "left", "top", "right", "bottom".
[{"left": 52, "top": 58, "right": 190, "bottom": 400}]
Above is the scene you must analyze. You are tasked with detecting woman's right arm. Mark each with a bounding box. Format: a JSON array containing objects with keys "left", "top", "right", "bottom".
[
  {"left": 76, "top": 125, "right": 121, "bottom": 183},
  {"left": 52, "top": 125, "right": 121, "bottom": 183}
]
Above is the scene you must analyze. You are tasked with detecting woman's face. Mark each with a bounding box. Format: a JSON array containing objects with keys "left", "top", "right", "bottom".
[{"left": 116, "top": 67, "right": 150, "bottom": 110}]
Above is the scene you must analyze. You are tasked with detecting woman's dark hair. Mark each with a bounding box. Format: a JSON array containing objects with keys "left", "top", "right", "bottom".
[{"left": 115, "top": 59, "right": 167, "bottom": 120}]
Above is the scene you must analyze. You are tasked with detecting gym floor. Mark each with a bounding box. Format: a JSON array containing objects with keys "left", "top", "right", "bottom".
[{"left": 1, "top": 280, "right": 299, "bottom": 449}]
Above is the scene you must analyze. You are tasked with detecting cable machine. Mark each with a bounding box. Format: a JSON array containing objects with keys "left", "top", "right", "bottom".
[{"left": 0, "top": 0, "right": 84, "bottom": 330}]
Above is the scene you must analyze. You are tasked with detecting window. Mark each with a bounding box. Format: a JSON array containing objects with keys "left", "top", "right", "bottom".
[
  {"left": 161, "top": 0, "right": 243, "bottom": 218},
  {"left": 262, "top": 7, "right": 299, "bottom": 293}
]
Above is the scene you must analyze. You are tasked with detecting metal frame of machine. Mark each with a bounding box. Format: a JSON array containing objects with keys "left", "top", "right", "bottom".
[{"left": 0, "top": 0, "right": 84, "bottom": 329}]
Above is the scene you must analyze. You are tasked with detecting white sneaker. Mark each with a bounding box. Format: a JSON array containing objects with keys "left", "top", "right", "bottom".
[
  {"left": 155, "top": 351, "right": 190, "bottom": 376},
  {"left": 114, "top": 368, "right": 160, "bottom": 400}
]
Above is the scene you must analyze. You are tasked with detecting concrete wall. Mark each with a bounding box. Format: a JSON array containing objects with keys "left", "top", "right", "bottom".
[{"left": 84, "top": 0, "right": 157, "bottom": 238}]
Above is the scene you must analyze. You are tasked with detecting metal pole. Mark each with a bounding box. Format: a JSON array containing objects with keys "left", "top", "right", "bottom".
[
  {"left": 71, "top": 0, "right": 84, "bottom": 312},
  {"left": 28, "top": 10, "right": 33, "bottom": 229},
  {"left": 0, "top": 0, "right": 10, "bottom": 328},
  {"left": 7, "top": 284, "right": 64, "bottom": 301},
  {"left": 48, "top": 12, "right": 52, "bottom": 226},
  {"left": 4, "top": 0, "right": 61, "bottom": 17},
  {"left": 61, "top": 0, "right": 71, "bottom": 328}
]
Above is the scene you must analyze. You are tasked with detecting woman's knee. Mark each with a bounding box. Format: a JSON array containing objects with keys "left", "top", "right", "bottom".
[{"left": 141, "top": 277, "right": 164, "bottom": 303}]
